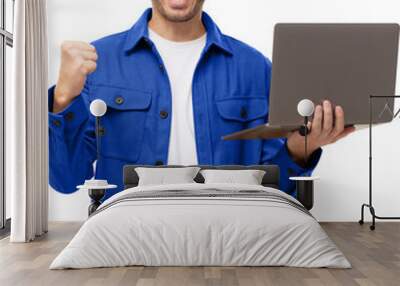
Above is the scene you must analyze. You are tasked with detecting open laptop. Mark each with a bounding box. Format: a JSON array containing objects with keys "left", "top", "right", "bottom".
[{"left": 223, "top": 23, "right": 399, "bottom": 140}]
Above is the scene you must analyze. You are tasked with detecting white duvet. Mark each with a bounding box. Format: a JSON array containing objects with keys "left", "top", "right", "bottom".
[{"left": 50, "top": 183, "right": 351, "bottom": 269}]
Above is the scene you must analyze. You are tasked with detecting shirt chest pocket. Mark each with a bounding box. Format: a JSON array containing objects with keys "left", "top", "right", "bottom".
[
  {"left": 215, "top": 97, "right": 268, "bottom": 135},
  {"left": 91, "top": 85, "right": 152, "bottom": 162}
]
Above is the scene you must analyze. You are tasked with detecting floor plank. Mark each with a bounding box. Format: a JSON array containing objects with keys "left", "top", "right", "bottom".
[{"left": 0, "top": 222, "right": 399, "bottom": 286}]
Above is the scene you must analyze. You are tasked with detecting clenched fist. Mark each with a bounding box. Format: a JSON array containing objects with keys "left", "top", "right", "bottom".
[{"left": 53, "top": 41, "right": 98, "bottom": 113}]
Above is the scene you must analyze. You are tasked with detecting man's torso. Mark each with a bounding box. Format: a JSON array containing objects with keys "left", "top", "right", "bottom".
[
  {"left": 148, "top": 28, "right": 207, "bottom": 165},
  {"left": 83, "top": 9, "right": 272, "bottom": 198}
]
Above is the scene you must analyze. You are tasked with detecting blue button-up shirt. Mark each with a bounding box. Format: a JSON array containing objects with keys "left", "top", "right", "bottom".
[{"left": 48, "top": 8, "right": 321, "bottom": 200}]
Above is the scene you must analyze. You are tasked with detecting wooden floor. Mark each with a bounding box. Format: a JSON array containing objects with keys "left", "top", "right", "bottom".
[{"left": 0, "top": 222, "right": 399, "bottom": 286}]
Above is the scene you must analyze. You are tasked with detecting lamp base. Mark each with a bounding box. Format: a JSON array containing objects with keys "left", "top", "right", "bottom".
[{"left": 88, "top": 188, "right": 105, "bottom": 216}]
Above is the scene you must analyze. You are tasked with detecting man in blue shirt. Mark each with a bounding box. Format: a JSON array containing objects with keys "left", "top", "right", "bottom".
[{"left": 49, "top": 0, "right": 355, "bottom": 200}]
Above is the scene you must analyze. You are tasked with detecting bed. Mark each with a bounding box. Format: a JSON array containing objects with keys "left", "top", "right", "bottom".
[{"left": 50, "top": 165, "right": 350, "bottom": 269}]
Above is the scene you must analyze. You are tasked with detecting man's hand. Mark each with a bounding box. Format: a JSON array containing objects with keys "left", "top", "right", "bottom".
[
  {"left": 53, "top": 41, "right": 98, "bottom": 113},
  {"left": 287, "top": 100, "right": 356, "bottom": 165}
]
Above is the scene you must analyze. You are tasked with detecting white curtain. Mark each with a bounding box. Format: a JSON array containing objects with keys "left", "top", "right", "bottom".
[{"left": 7, "top": 0, "right": 49, "bottom": 242}]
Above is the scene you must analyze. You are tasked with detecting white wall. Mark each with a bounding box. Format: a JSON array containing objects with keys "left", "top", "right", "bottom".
[{"left": 48, "top": 0, "right": 400, "bottom": 222}]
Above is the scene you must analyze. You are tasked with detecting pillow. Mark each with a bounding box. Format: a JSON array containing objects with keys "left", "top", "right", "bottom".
[
  {"left": 200, "top": 169, "right": 266, "bottom": 185},
  {"left": 135, "top": 167, "right": 201, "bottom": 186}
]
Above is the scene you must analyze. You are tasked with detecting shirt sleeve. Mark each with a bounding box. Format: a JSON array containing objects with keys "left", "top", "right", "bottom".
[
  {"left": 48, "top": 84, "right": 96, "bottom": 194},
  {"left": 262, "top": 138, "right": 322, "bottom": 196},
  {"left": 48, "top": 85, "right": 89, "bottom": 138}
]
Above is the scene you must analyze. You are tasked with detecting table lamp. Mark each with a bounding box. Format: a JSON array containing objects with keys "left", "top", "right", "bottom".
[
  {"left": 297, "top": 99, "right": 315, "bottom": 165},
  {"left": 290, "top": 99, "right": 319, "bottom": 210},
  {"left": 90, "top": 99, "right": 107, "bottom": 162},
  {"left": 77, "top": 99, "right": 116, "bottom": 216}
]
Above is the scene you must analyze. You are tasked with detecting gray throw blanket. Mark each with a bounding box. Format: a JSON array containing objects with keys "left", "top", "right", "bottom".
[{"left": 92, "top": 189, "right": 313, "bottom": 218}]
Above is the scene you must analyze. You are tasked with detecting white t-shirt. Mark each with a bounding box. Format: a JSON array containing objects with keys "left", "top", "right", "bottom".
[{"left": 149, "top": 29, "right": 206, "bottom": 165}]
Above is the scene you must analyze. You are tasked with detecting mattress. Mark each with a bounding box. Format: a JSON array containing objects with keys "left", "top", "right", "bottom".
[{"left": 50, "top": 183, "right": 351, "bottom": 269}]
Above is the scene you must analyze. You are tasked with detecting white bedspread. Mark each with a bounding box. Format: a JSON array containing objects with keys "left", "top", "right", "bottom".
[{"left": 50, "top": 183, "right": 351, "bottom": 269}]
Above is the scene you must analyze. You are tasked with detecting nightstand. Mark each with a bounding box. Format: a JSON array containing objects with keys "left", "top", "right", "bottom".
[
  {"left": 77, "top": 180, "right": 117, "bottom": 216},
  {"left": 289, "top": 176, "right": 320, "bottom": 210}
]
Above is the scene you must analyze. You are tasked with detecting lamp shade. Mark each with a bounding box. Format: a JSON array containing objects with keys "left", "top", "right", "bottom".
[
  {"left": 90, "top": 99, "right": 107, "bottom": 117},
  {"left": 297, "top": 99, "right": 315, "bottom": 117}
]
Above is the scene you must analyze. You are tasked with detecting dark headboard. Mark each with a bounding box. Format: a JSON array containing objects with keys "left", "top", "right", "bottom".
[{"left": 123, "top": 165, "right": 280, "bottom": 190}]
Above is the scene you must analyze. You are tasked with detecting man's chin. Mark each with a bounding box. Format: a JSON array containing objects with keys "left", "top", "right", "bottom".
[
  {"left": 152, "top": 0, "right": 204, "bottom": 23},
  {"left": 163, "top": 10, "right": 197, "bottom": 22}
]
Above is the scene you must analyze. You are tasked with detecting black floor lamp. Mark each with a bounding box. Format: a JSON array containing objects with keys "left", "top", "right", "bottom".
[{"left": 359, "top": 95, "right": 400, "bottom": 230}]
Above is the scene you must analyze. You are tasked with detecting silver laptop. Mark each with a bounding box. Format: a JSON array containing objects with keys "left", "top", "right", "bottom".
[{"left": 224, "top": 23, "right": 399, "bottom": 140}]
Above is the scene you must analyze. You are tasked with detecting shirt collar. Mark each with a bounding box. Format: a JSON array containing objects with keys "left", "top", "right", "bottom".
[{"left": 123, "top": 8, "right": 233, "bottom": 55}]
